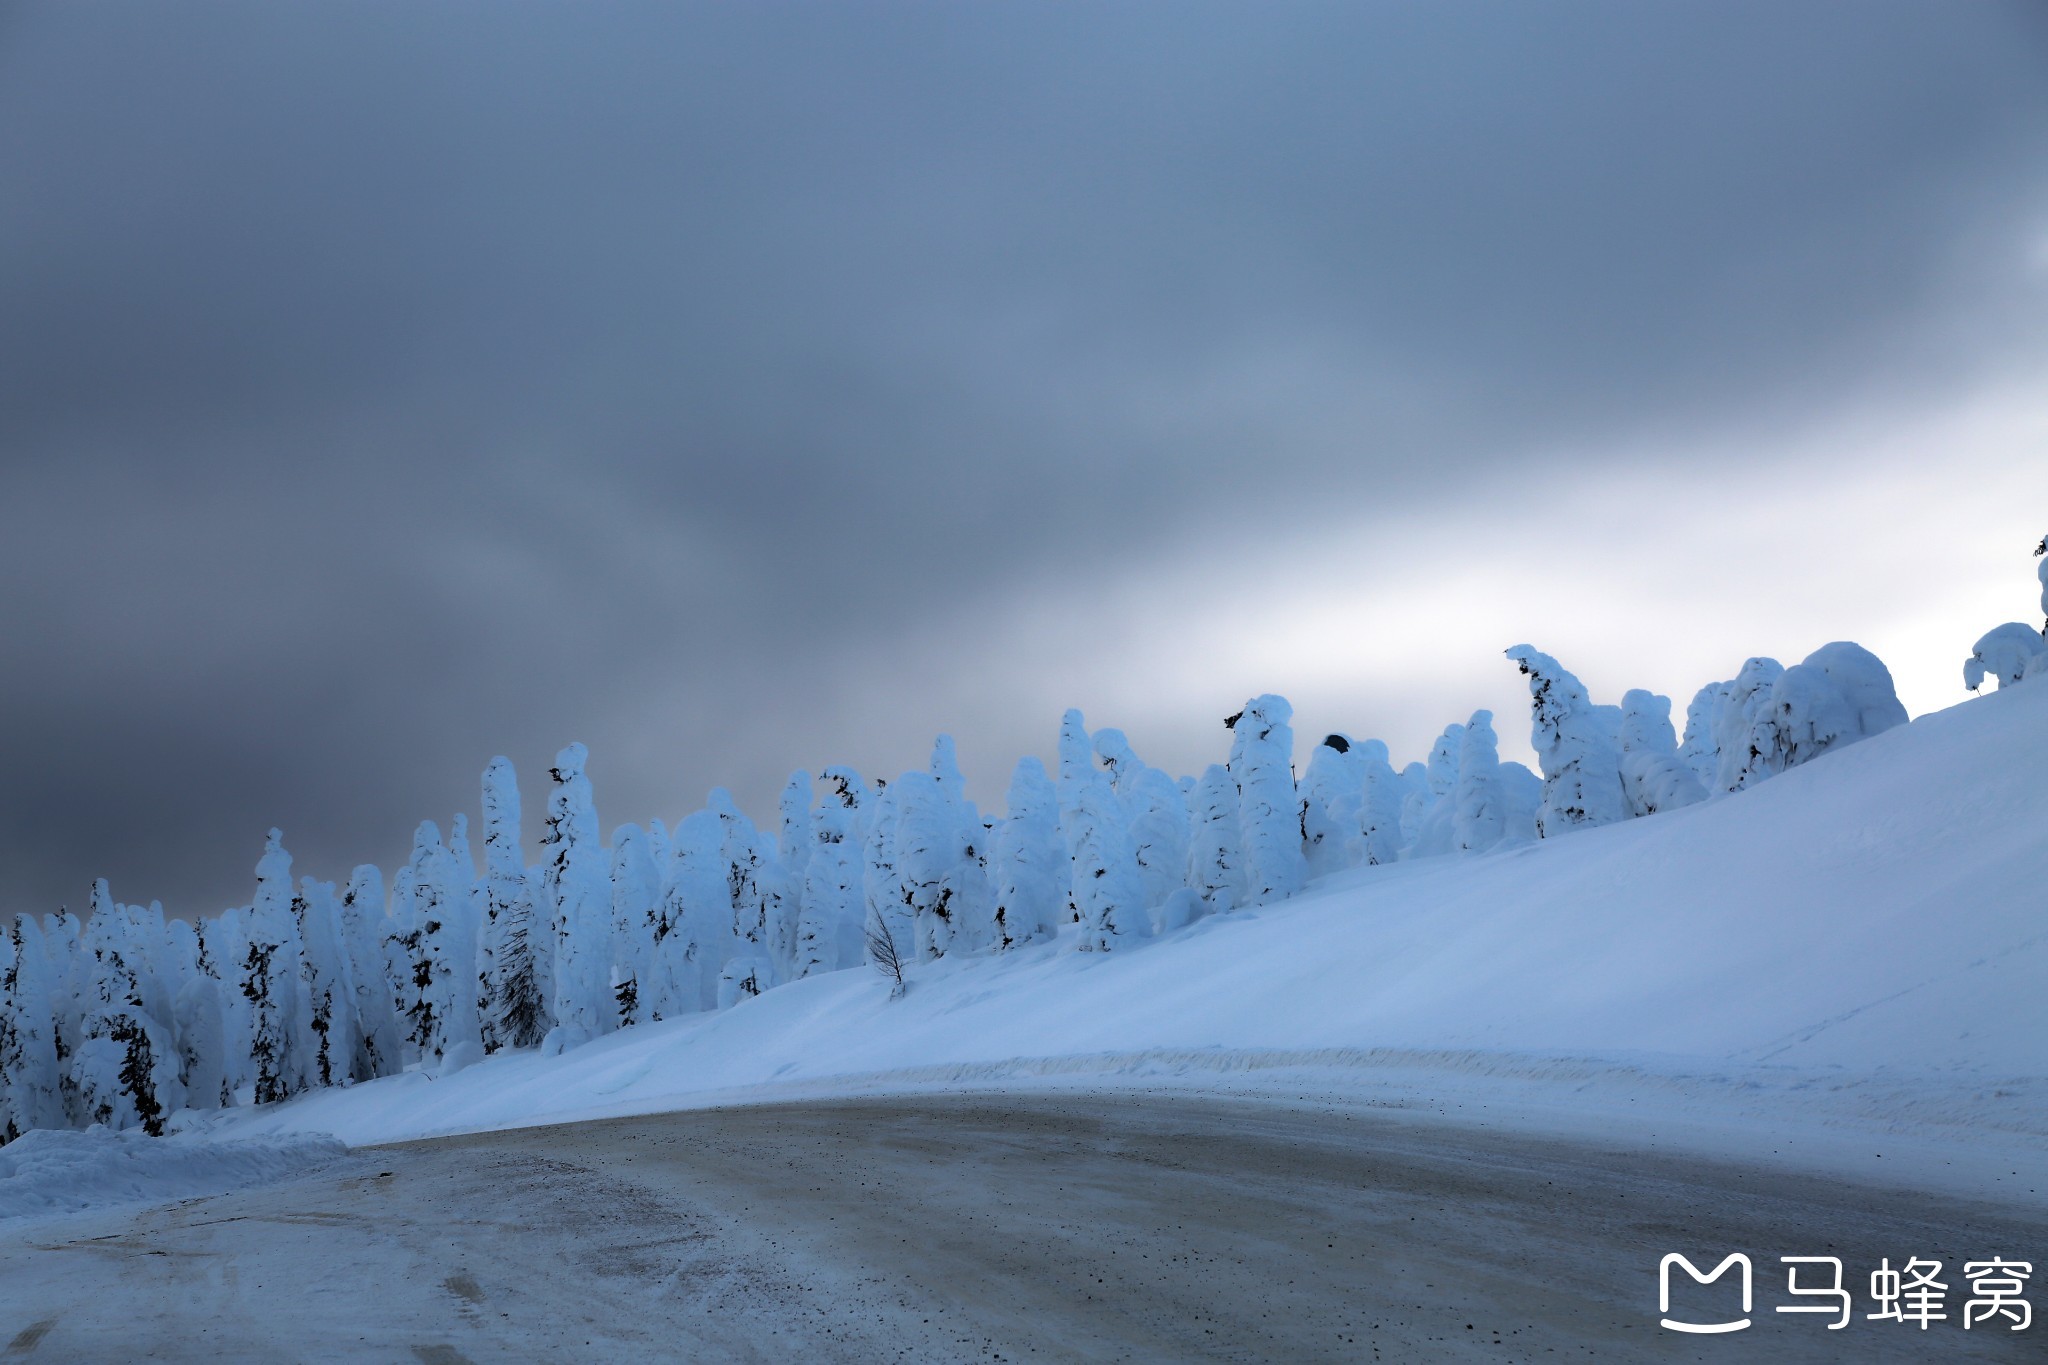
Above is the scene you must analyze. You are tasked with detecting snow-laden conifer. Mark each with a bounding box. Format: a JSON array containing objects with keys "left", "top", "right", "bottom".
[
  {"left": 1617, "top": 690, "right": 1708, "bottom": 817},
  {"left": 1453, "top": 712, "right": 1508, "bottom": 855},
  {"left": 1300, "top": 736, "right": 1362, "bottom": 877},
  {"left": 1965, "top": 622, "right": 2048, "bottom": 692},
  {"left": 1678, "top": 682, "right": 1729, "bottom": 790},
  {"left": 652, "top": 810, "right": 732, "bottom": 1016},
  {"left": 540, "top": 743, "right": 609, "bottom": 1051},
  {"left": 1188, "top": 764, "right": 1244, "bottom": 910},
  {"left": 1228, "top": 696, "right": 1308, "bottom": 903},
  {"left": 294, "top": 878, "right": 357, "bottom": 1090},
  {"left": 1352, "top": 740, "right": 1407, "bottom": 867},
  {"left": 1, "top": 915, "right": 64, "bottom": 1138},
  {"left": 478, "top": 757, "right": 546, "bottom": 1051},
  {"left": 1505, "top": 646, "right": 1629, "bottom": 836},
  {"left": 1093, "top": 729, "right": 1192, "bottom": 911},
  {"left": 339, "top": 865, "right": 400, "bottom": 1081},
  {"left": 861, "top": 780, "right": 914, "bottom": 960},
  {"left": 1711, "top": 657, "right": 1786, "bottom": 793},
  {"left": 243, "top": 833, "right": 308, "bottom": 1104},
  {"left": 771, "top": 770, "right": 814, "bottom": 981},
  {"left": 709, "top": 789, "right": 775, "bottom": 984},
  {"left": 1800, "top": 643, "right": 1908, "bottom": 740},
  {"left": 990, "top": 757, "right": 1063, "bottom": 949},
  {"left": 1404, "top": 722, "right": 1464, "bottom": 859},
  {"left": 796, "top": 769, "right": 868, "bottom": 978},
  {"left": 1058, "top": 710, "right": 1150, "bottom": 949},
  {"left": 607, "top": 823, "right": 659, "bottom": 1029}
]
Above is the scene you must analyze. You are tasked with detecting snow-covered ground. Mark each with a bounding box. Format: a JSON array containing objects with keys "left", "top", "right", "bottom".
[
  {"left": 194, "top": 680, "right": 2047, "bottom": 1210},
  {"left": 0, "top": 1126, "right": 342, "bottom": 1223}
]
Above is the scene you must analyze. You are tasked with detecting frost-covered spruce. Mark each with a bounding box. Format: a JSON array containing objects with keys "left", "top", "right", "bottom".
[
  {"left": 892, "top": 771, "right": 959, "bottom": 960},
  {"left": 709, "top": 788, "right": 775, "bottom": 983},
  {"left": 1, "top": 915, "right": 64, "bottom": 1138},
  {"left": 933, "top": 739, "right": 998, "bottom": 953},
  {"left": 1093, "top": 729, "right": 1193, "bottom": 912},
  {"left": 71, "top": 881, "right": 182, "bottom": 1133},
  {"left": 1711, "top": 657, "right": 1786, "bottom": 793},
  {"left": 1678, "top": 681, "right": 1730, "bottom": 790},
  {"left": 1352, "top": 740, "right": 1407, "bottom": 867},
  {"left": 1404, "top": 723, "right": 1465, "bottom": 860},
  {"left": 294, "top": 878, "right": 358, "bottom": 1090},
  {"left": 540, "top": 743, "right": 609, "bottom": 1052},
  {"left": 861, "top": 779, "right": 913, "bottom": 960},
  {"left": 389, "top": 821, "right": 482, "bottom": 1069},
  {"left": 1228, "top": 696, "right": 1308, "bottom": 903},
  {"left": 1505, "top": 646, "right": 1629, "bottom": 837},
  {"left": 652, "top": 809, "right": 733, "bottom": 1016},
  {"left": 242, "top": 833, "right": 309, "bottom": 1104},
  {"left": 477, "top": 758, "right": 546, "bottom": 1051},
  {"left": 1964, "top": 622, "right": 2048, "bottom": 692},
  {"left": 1058, "top": 710, "right": 1151, "bottom": 949},
  {"left": 1187, "top": 764, "right": 1244, "bottom": 911},
  {"left": 1452, "top": 712, "right": 1508, "bottom": 855},
  {"left": 1300, "top": 736, "right": 1363, "bottom": 877},
  {"left": 607, "top": 823, "right": 660, "bottom": 1029},
  {"left": 1749, "top": 644, "right": 1907, "bottom": 779},
  {"left": 771, "top": 770, "right": 815, "bottom": 981},
  {"left": 1617, "top": 690, "right": 1707, "bottom": 818},
  {"left": 339, "top": 866, "right": 400, "bottom": 1081},
  {"left": 1801, "top": 643, "right": 1908, "bottom": 740},
  {"left": 203, "top": 907, "right": 252, "bottom": 1104},
  {"left": 990, "top": 757, "right": 1063, "bottom": 949},
  {"left": 796, "top": 768, "right": 868, "bottom": 978}
]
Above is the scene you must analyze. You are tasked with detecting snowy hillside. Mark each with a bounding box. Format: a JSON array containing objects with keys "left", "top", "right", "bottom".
[{"left": 213, "top": 680, "right": 2048, "bottom": 1204}]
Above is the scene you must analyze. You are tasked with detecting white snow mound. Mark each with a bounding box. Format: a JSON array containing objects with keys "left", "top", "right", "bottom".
[{"left": 0, "top": 1126, "right": 344, "bottom": 1223}]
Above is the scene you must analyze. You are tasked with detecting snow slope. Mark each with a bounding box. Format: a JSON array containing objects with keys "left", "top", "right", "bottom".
[{"left": 218, "top": 683, "right": 2048, "bottom": 1202}]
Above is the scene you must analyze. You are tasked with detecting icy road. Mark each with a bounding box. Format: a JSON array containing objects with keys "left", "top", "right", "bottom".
[{"left": 2, "top": 1092, "right": 2041, "bottom": 1362}]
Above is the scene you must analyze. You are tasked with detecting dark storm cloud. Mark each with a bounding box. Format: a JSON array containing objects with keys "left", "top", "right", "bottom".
[{"left": 2, "top": 1, "right": 2045, "bottom": 913}]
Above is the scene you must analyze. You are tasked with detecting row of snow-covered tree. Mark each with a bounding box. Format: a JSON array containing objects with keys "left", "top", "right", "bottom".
[{"left": 0, "top": 637, "right": 1911, "bottom": 1141}]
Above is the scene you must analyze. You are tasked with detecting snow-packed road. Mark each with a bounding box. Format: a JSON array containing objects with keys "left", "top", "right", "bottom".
[{"left": 3, "top": 1092, "right": 2041, "bottom": 1362}]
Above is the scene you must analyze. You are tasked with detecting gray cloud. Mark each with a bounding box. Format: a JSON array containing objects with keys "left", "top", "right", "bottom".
[{"left": 2, "top": 1, "right": 2045, "bottom": 913}]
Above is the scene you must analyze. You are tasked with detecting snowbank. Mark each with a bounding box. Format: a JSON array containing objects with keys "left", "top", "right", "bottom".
[
  {"left": 216, "top": 683, "right": 2048, "bottom": 1202},
  {"left": 0, "top": 1125, "right": 345, "bottom": 1223}
]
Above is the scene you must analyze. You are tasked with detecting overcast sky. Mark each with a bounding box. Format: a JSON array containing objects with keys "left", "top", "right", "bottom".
[{"left": 3, "top": 1, "right": 2046, "bottom": 916}]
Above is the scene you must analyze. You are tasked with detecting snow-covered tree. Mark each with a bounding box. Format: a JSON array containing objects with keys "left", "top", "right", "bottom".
[
  {"left": 651, "top": 810, "right": 732, "bottom": 1017},
  {"left": 242, "top": 832, "right": 308, "bottom": 1104},
  {"left": 1453, "top": 712, "right": 1508, "bottom": 855},
  {"left": 796, "top": 769, "right": 868, "bottom": 978},
  {"left": 1187, "top": 763, "right": 1244, "bottom": 910},
  {"left": 1505, "top": 646, "right": 1629, "bottom": 836},
  {"left": 1352, "top": 740, "right": 1407, "bottom": 867},
  {"left": 607, "top": 823, "right": 660, "bottom": 1029},
  {"left": 1093, "top": 729, "right": 1193, "bottom": 911},
  {"left": 1, "top": 915, "right": 64, "bottom": 1138},
  {"left": 1058, "top": 710, "right": 1150, "bottom": 950},
  {"left": 1229, "top": 696, "right": 1308, "bottom": 904},
  {"left": 477, "top": 757, "right": 547, "bottom": 1052},
  {"left": 1677, "top": 682, "right": 1729, "bottom": 790},
  {"left": 1404, "top": 722, "right": 1465, "bottom": 859},
  {"left": 1711, "top": 657, "right": 1787, "bottom": 793},
  {"left": 339, "top": 865, "right": 400, "bottom": 1082},
  {"left": 1299, "top": 736, "right": 1362, "bottom": 877},
  {"left": 1964, "top": 622, "right": 2048, "bottom": 692},
  {"left": 709, "top": 789, "right": 775, "bottom": 983},
  {"left": 389, "top": 821, "right": 481, "bottom": 1070},
  {"left": 893, "top": 771, "right": 960, "bottom": 961},
  {"left": 990, "top": 757, "right": 1063, "bottom": 949},
  {"left": 541, "top": 743, "right": 609, "bottom": 1052},
  {"left": 861, "top": 780, "right": 913, "bottom": 961},
  {"left": 1747, "top": 643, "right": 1908, "bottom": 780},
  {"left": 1617, "top": 689, "right": 1708, "bottom": 817},
  {"left": 770, "top": 770, "right": 814, "bottom": 981},
  {"left": 294, "top": 878, "right": 357, "bottom": 1090}
]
